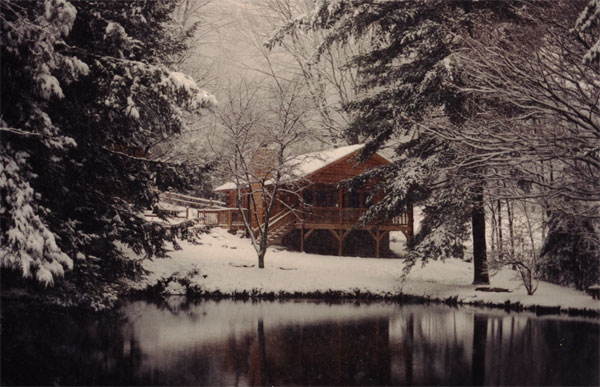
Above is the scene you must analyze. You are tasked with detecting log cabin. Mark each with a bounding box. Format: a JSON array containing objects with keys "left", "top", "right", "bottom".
[{"left": 204, "top": 144, "right": 413, "bottom": 258}]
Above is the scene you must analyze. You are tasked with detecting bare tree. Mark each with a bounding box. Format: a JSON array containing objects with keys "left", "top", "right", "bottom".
[
  {"left": 236, "top": 0, "right": 367, "bottom": 145},
  {"left": 210, "top": 76, "right": 310, "bottom": 268},
  {"left": 449, "top": 2, "right": 599, "bottom": 219}
]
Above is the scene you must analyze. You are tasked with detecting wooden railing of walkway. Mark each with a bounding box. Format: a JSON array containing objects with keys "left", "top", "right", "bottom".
[
  {"left": 198, "top": 208, "right": 248, "bottom": 230},
  {"left": 148, "top": 191, "right": 227, "bottom": 219},
  {"left": 159, "top": 191, "right": 225, "bottom": 209}
]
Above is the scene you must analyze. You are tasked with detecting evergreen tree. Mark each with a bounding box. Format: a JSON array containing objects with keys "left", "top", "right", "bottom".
[
  {"left": 1, "top": 0, "right": 214, "bottom": 309},
  {"left": 539, "top": 214, "right": 599, "bottom": 290}
]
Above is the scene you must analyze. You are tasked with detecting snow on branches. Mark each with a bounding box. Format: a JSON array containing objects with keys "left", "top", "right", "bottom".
[
  {"left": 161, "top": 71, "right": 217, "bottom": 111},
  {"left": 1, "top": 0, "right": 214, "bottom": 296},
  {"left": 0, "top": 149, "right": 73, "bottom": 285},
  {"left": 573, "top": 0, "right": 600, "bottom": 64}
]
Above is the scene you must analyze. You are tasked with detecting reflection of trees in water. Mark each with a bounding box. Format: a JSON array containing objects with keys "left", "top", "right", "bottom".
[
  {"left": 3, "top": 300, "right": 598, "bottom": 386},
  {"left": 0, "top": 300, "right": 143, "bottom": 386},
  {"left": 390, "top": 310, "right": 471, "bottom": 385},
  {"left": 389, "top": 309, "right": 599, "bottom": 386},
  {"left": 485, "top": 316, "right": 599, "bottom": 386},
  {"left": 249, "top": 318, "right": 270, "bottom": 386},
  {"left": 227, "top": 317, "right": 391, "bottom": 386},
  {"left": 472, "top": 314, "right": 487, "bottom": 386}
]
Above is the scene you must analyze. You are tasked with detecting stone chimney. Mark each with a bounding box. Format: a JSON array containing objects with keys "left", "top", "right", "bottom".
[
  {"left": 249, "top": 147, "right": 278, "bottom": 228},
  {"left": 251, "top": 147, "right": 278, "bottom": 179}
]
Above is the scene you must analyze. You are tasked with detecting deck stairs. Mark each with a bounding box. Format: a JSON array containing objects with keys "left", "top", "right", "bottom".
[
  {"left": 253, "top": 210, "right": 297, "bottom": 247},
  {"left": 265, "top": 221, "right": 296, "bottom": 246}
]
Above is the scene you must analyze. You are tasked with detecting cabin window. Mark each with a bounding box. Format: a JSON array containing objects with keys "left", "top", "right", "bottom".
[
  {"left": 349, "top": 191, "right": 361, "bottom": 208},
  {"left": 330, "top": 191, "right": 339, "bottom": 207},
  {"left": 303, "top": 190, "right": 313, "bottom": 206},
  {"left": 315, "top": 190, "right": 328, "bottom": 207}
]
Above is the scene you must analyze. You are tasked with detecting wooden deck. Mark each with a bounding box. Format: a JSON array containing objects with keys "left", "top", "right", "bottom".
[
  {"left": 197, "top": 206, "right": 412, "bottom": 258},
  {"left": 197, "top": 207, "right": 409, "bottom": 231},
  {"left": 297, "top": 207, "right": 412, "bottom": 257},
  {"left": 154, "top": 188, "right": 412, "bottom": 257}
]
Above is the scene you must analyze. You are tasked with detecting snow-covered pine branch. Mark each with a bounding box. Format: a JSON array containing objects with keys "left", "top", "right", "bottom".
[{"left": 1, "top": 0, "right": 215, "bottom": 308}]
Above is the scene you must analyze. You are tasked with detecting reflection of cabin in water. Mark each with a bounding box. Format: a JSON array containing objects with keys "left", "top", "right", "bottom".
[{"left": 206, "top": 144, "right": 413, "bottom": 258}]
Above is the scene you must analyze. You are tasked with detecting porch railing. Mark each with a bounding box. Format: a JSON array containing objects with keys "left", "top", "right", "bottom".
[
  {"left": 197, "top": 206, "right": 408, "bottom": 229},
  {"left": 303, "top": 207, "right": 409, "bottom": 226}
]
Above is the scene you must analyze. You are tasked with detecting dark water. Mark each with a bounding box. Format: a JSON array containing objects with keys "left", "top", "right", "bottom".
[{"left": 1, "top": 298, "right": 598, "bottom": 386}]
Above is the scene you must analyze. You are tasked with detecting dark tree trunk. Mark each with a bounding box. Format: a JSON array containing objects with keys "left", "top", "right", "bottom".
[
  {"left": 472, "top": 186, "right": 490, "bottom": 285},
  {"left": 258, "top": 227, "right": 268, "bottom": 269},
  {"left": 497, "top": 200, "right": 503, "bottom": 260},
  {"left": 490, "top": 203, "right": 496, "bottom": 253},
  {"left": 506, "top": 200, "right": 515, "bottom": 258},
  {"left": 258, "top": 246, "right": 266, "bottom": 269}
]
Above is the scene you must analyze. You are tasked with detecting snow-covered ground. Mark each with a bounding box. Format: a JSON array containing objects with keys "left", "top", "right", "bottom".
[{"left": 131, "top": 227, "right": 599, "bottom": 313}]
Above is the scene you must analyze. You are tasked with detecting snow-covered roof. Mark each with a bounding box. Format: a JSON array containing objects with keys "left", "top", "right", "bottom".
[
  {"left": 215, "top": 144, "right": 376, "bottom": 191},
  {"left": 214, "top": 181, "right": 237, "bottom": 191},
  {"left": 286, "top": 143, "right": 364, "bottom": 178}
]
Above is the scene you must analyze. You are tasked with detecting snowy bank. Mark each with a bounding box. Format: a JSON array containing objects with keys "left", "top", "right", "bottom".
[{"left": 129, "top": 228, "right": 600, "bottom": 316}]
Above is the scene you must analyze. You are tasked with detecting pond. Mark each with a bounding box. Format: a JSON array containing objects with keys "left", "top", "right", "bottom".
[{"left": 1, "top": 298, "right": 598, "bottom": 386}]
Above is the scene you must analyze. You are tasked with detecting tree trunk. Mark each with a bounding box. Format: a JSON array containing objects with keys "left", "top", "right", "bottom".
[
  {"left": 506, "top": 200, "right": 515, "bottom": 258},
  {"left": 472, "top": 186, "right": 490, "bottom": 285},
  {"left": 489, "top": 202, "right": 496, "bottom": 253},
  {"left": 258, "top": 245, "right": 266, "bottom": 269},
  {"left": 497, "top": 200, "right": 503, "bottom": 260}
]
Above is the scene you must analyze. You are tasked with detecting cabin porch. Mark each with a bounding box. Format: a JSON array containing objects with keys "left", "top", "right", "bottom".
[
  {"left": 197, "top": 205, "right": 412, "bottom": 258},
  {"left": 295, "top": 206, "right": 412, "bottom": 258}
]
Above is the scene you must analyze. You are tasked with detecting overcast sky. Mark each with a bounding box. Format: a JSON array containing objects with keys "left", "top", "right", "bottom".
[{"left": 181, "top": 0, "right": 284, "bottom": 99}]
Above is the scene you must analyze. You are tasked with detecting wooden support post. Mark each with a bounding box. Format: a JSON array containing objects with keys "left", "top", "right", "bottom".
[
  {"left": 368, "top": 229, "right": 389, "bottom": 258},
  {"left": 329, "top": 229, "right": 345, "bottom": 256},
  {"left": 301, "top": 228, "right": 315, "bottom": 253},
  {"left": 186, "top": 207, "right": 190, "bottom": 219},
  {"left": 338, "top": 188, "right": 343, "bottom": 225},
  {"left": 408, "top": 203, "right": 414, "bottom": 242},
  {"left": 228, "top": 210, "right": 232, "bottom": 229}
]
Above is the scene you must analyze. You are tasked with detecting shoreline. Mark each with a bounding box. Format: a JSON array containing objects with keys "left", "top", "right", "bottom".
[
  {"left": 2, "top": 284, "right": 597, "bottom": 318},
  {"left": 128, "top": 285, "right": 600, "bottom": 318}
]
